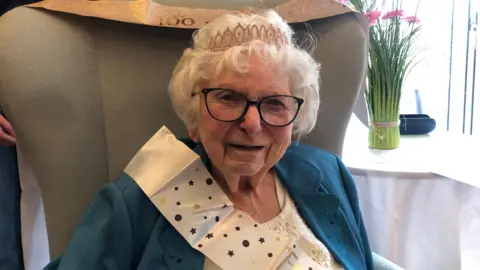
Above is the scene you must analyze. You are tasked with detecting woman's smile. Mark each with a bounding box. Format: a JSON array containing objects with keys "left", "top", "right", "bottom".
[{"left": 225, "top": 143, "right": 266, "bottom": 159}]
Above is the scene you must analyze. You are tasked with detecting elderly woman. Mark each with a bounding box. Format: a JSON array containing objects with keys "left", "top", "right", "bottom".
[{"left": 45, "top": 10, "right": 373, "bottom": 270}]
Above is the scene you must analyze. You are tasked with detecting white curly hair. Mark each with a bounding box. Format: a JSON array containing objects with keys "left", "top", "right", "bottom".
[{"left": 168, "top": 10, "right": 320, "bottom": 137}]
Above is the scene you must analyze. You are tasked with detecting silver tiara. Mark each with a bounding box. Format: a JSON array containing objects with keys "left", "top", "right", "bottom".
[{"left": 206, "top": 23, "right": 289, "bottom": 52}]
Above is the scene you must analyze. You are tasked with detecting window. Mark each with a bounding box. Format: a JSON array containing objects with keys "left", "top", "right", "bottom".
[{"left": 400, "top": 0, "right": 479, "bottom": 135}]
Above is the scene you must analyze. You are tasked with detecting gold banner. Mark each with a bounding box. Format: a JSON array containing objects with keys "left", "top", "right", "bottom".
[{"left": 27, "top": 0, "right": 353, "bottom": 29}]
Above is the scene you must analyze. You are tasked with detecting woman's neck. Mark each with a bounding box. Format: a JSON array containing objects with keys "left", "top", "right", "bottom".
[
  {"left": 213, "top": 168, "right": 280, "bottom": 223},
  {"left": 212, "top": 167, "right": 274, "bottom": 200}
]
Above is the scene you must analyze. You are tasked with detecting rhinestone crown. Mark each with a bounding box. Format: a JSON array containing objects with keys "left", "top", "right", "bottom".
[{"left": 206, "top": 23, "right": 289, "bottom": 51}]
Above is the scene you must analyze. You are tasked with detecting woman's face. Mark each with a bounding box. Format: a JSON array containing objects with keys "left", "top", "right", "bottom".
[{"left": 189, "top": 56, "right": 293, "bottom": 178}]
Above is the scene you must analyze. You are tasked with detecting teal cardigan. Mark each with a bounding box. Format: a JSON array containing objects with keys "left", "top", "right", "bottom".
[{"left": 45, "top": 141, "right": 373, "bottom": 270}]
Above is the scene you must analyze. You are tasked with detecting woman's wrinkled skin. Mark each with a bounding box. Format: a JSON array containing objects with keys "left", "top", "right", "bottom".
[{"left": 189, "top": 56, "right": 292, "bottom": 223}]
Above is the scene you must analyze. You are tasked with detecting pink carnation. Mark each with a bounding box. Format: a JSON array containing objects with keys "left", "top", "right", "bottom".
[
  {"left": 382, "top": 9, "right": 405, "bottom": 20},
  {"left": 364, "top": 10, "right": 382, "bottom": 26},
  {"left": 335, "top": 0, "right": 349, "bottom": 3},
  {"left": 403, "top": 15, "right": 420, "bottom": 24}
]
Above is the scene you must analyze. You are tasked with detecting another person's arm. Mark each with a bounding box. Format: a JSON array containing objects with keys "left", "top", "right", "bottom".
[{"left": 0, "top": 112, "right": 16, "bottom": 146}]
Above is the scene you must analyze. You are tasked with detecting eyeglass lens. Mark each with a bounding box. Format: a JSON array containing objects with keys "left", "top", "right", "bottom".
[{"left": 205, "top": 89, "right": 301, "bottom": 126}]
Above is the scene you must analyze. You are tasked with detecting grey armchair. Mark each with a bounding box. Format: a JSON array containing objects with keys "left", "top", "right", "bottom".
[{"left": 0, "top": 3, "right": 400, "bottom": 269}]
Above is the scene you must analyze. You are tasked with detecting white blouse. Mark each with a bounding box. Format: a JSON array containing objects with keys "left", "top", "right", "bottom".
[{"left": 203, "top": 177, "right": 344, "bottom": 270}]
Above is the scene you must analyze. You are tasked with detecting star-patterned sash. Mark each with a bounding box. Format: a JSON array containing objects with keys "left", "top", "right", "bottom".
[{"left": 124, "top": 126, "right": 322, "bottom": 270}]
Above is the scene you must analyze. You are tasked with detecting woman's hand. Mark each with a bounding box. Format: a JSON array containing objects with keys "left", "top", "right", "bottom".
[{"left": 0, "top": 114, "right": 16, "bottom": 146}]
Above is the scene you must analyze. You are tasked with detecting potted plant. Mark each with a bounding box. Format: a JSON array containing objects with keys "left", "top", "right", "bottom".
[{"left": 343, "top": 0, "right": 422, "bottom": 149}]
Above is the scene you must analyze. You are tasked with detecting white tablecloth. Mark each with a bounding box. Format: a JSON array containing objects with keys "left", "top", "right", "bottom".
[{"left": 343, "top": 116, "right": 480, "bottom": 270}]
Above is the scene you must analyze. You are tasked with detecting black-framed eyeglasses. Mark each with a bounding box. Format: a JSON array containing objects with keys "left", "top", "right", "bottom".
[{"left": 191, "top": 88, "right": 304, "bottom": 127}]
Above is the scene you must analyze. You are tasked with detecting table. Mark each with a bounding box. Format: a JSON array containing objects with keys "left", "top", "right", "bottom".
[{"left": 342, "top": 116, "right": 480, "bottom": 270}]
